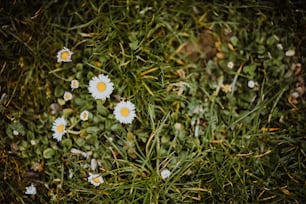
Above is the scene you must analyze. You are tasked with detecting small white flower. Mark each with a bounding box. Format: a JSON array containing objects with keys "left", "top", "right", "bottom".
[
  {"left": 174, "top": 123, "right": 182, "bottom": 130},
  {"left": 51, "top": 117, "right": 67, "bottom": 142},
  {"left": 71, "top": 79, "right": 79, "bottom": 90},
  {"left": 291, "top": 91, "right": 299, "bottom": 98},
  {"left": 88, "top": 74, "right": 114, "bottom": 100},
  {"left": 63, "top": 91, "right": 73, "bottom": 101},
  {"left": 88, "top": 173, "right": 104, "bottom": 186},
  {"left": 13, "top": 130, "right": 19, "bottom": 136},
  {"left": 227, "top": 61, "right": 234, "bottom": 69},
  {"left": 57, "top": 47, "right": 73, "bottom": 62},
  {"left": 276, "top": 43, "right": 283, "bottom": 50},
  {"left": 248, "top": 80, "right": 255, "bottom": 89},
  {"left": 80, "top": 110, "right": 89, "bottom": 121},
  {"left": 30, "top": 140, "right": 37, "bottom": 145},
  {"left": 25, "top": 183, "right": 37, "bottom": 195},
  {"left": 113, "top": 101, "right": 136, "bottom": 124},
  {"left": 285, "top": 49, "right": 295, "bottom": 57},
  {"left": 160, "top": 169, "right": 171, "bottom": 180}
]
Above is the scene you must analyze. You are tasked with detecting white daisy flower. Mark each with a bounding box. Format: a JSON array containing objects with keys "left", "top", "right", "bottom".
[
  {"left": 248, "top": 80, "right": 255, "bottom": 89},
  {"left": 113, "top": 101, "right": 136, "bottom": 124},
  {"left": 88, "top": 74, "right": 114, "bottom": 100},
  {"left": 25, "top": 183, "right": 37, "bottom": 195},
  {"left": 88, "top": 173, "right": 104, "bottom": 186},
  {"left": 63, "top": 91, "right": 73, "bottom": 101},
  {"left": 227, "top": 61, "right": 234, "bottom": 69},
  {"left": 51, "top": 117, "right": 67, "bottom": 142},
  {"left": 80, "top": 110, "right": 89, "bottom": 121},
  {"left": 291, "top": 91, "right": 299, "bottom": 98},
  {"left": 57, "top": 47, "right": 73, "bottom": 62},
  {"left": 13, "top": 130, "right": 19, "bottom": 136},
  {"left": 285, "top": 49, "right": 295, "bottom": 57},
  {"left": 71, "top": 79, "right": 79, "bottom": 90},
  {"left": 160, "top": 169, "right": 171, "bottom": 180}
]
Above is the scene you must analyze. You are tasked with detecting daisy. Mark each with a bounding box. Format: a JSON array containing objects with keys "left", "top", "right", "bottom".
[
  {"left": 57, "top": 47, "right": 73, "bottom": 62},
  {"left": 13, "top": 130, "right": 19, "bottom": 136},
  {"left": 80, "top": 110, "right": 89, "bottom": 121},
  {"left": 285, "top": 49, "right": 295, "bottom": 57},
  {"left": 88, "top": 173, "right": 104, "bottom": 186},
  {"left": 88, "top": 74, "right": 114, "bottom": 100},
  {"left": 25, "top": 183, "right": 37, "bottom": 195},
  {"left": 71, "top": 79, "right": 79, "bottom": 90},
  {"left": 113, "top": 101, "right": 136, "bottom": 124},
  {"left": 247, "top": 80, "right": 255, "bottom": 89},
  {"left": 227, "top": 61, "right": 234, "bottom": 69},
  {"left": 63, "top": 91, "right": 73, "bottom": 101},
  {"left": 51, "top": 117, "right": 67, "bottom": 142},
  {"left": 160, "top": 169, "right": 171, "bottom": 180}
]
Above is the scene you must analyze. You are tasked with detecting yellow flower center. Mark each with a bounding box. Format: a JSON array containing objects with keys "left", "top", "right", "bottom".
[
  {"left": 120, "top": 107, "right": 130, "bottom": 117},
  {"left": 60, "top": 51, "right": 70, "bottom": 61},
  {"left": 72, "top": 81, "right": 78, "bottom": 88},
  {"left": 56, "top": 124, "right": 65, "bottom": 133},
  {"left": 64, "top": 93, "right": 71, "bottom": 99},
  {"left": 97, "top": 82, "right": 106, "bottom": 92},
  {"left": 82, "top": 112, "right": 88, "bottom": 119},
  {"left": 93, "top": 177, "right": 101, "bottom": 183}
]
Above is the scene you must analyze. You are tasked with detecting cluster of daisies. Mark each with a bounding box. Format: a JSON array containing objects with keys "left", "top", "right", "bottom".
[
  {"left": 53, "top": 47, "right": 136, "bottom": 141},
  {"left": 51, "top": 47, "right": 136, "bottom": 187},
  {"left": 25, "top": 47, "right": 173, "bottom": 195}
]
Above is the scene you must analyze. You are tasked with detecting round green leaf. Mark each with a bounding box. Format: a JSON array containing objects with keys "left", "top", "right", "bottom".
[{"left": 43, "top": 148, "right": 56, "bottom": 159}]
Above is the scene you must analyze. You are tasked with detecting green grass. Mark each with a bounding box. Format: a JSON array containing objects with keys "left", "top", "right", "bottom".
[{"left": 1, "top": 0, "right": 306, "bottom": 203}]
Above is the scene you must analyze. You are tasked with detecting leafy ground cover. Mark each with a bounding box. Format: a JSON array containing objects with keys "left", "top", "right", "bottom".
[{"left": 0, "top": 0, "right": 305, "bottom": 203}]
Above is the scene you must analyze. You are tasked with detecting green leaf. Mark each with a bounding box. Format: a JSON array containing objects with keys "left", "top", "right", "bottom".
[
  {"left": 85, "top": 134, "right": 97, "bottom": 144},
  {"left": 86, "top": 126, "right": 100, "bottom": 134},
  {"left": 243, "top": 64, "right": 257, "bottom": 78},
  {"left": 230, "top": 36, "right": 239, "bottom": 46},
  {"left": 96, "top": 101, "right": 109, "bottom": 116},
  {"left": 75, "top": 138, "right": 86, "bottom": 147},
  {"left": 266, "top": 35, "right": 279, "bottom": 46},
  {"left": 43, "top": 148, "right": 56, "bottom": 159},
  {"left": 62, "top": 138, "right": 72, "bottom": 149},
  {"left": 54, "top": 85, "right": 64, "bottom": 97}
]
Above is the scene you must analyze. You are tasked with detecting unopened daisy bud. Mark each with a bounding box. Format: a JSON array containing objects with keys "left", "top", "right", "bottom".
[
  {"left": 248, "top": 80, "right": 255, "bottom": 89},
  {"left": 71, "top": 148, "right": 84, "bottom": 155},
  {"left": 63, "top": 91, "right": 73, "bottom": 101},
  {"left": 160, "top": 169, "right": 171, "bottom": 180},
  {"left": 174, "top": 123, "right": 182, "bottom": 130},
  {"left": 276, "top": 43, "right": 283, "bottom": 50},
  {"left": 91, "top": 158, "right": 98, "bottom": 171},
  {"left": 285, "top": 49, "right": 295, "bottom": 57},
  {"left": 71, "top": 79, "right": 79, "bottom": 90},
  {"left": 227, "top": 61, "right": 234, "bottom": 69}
]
